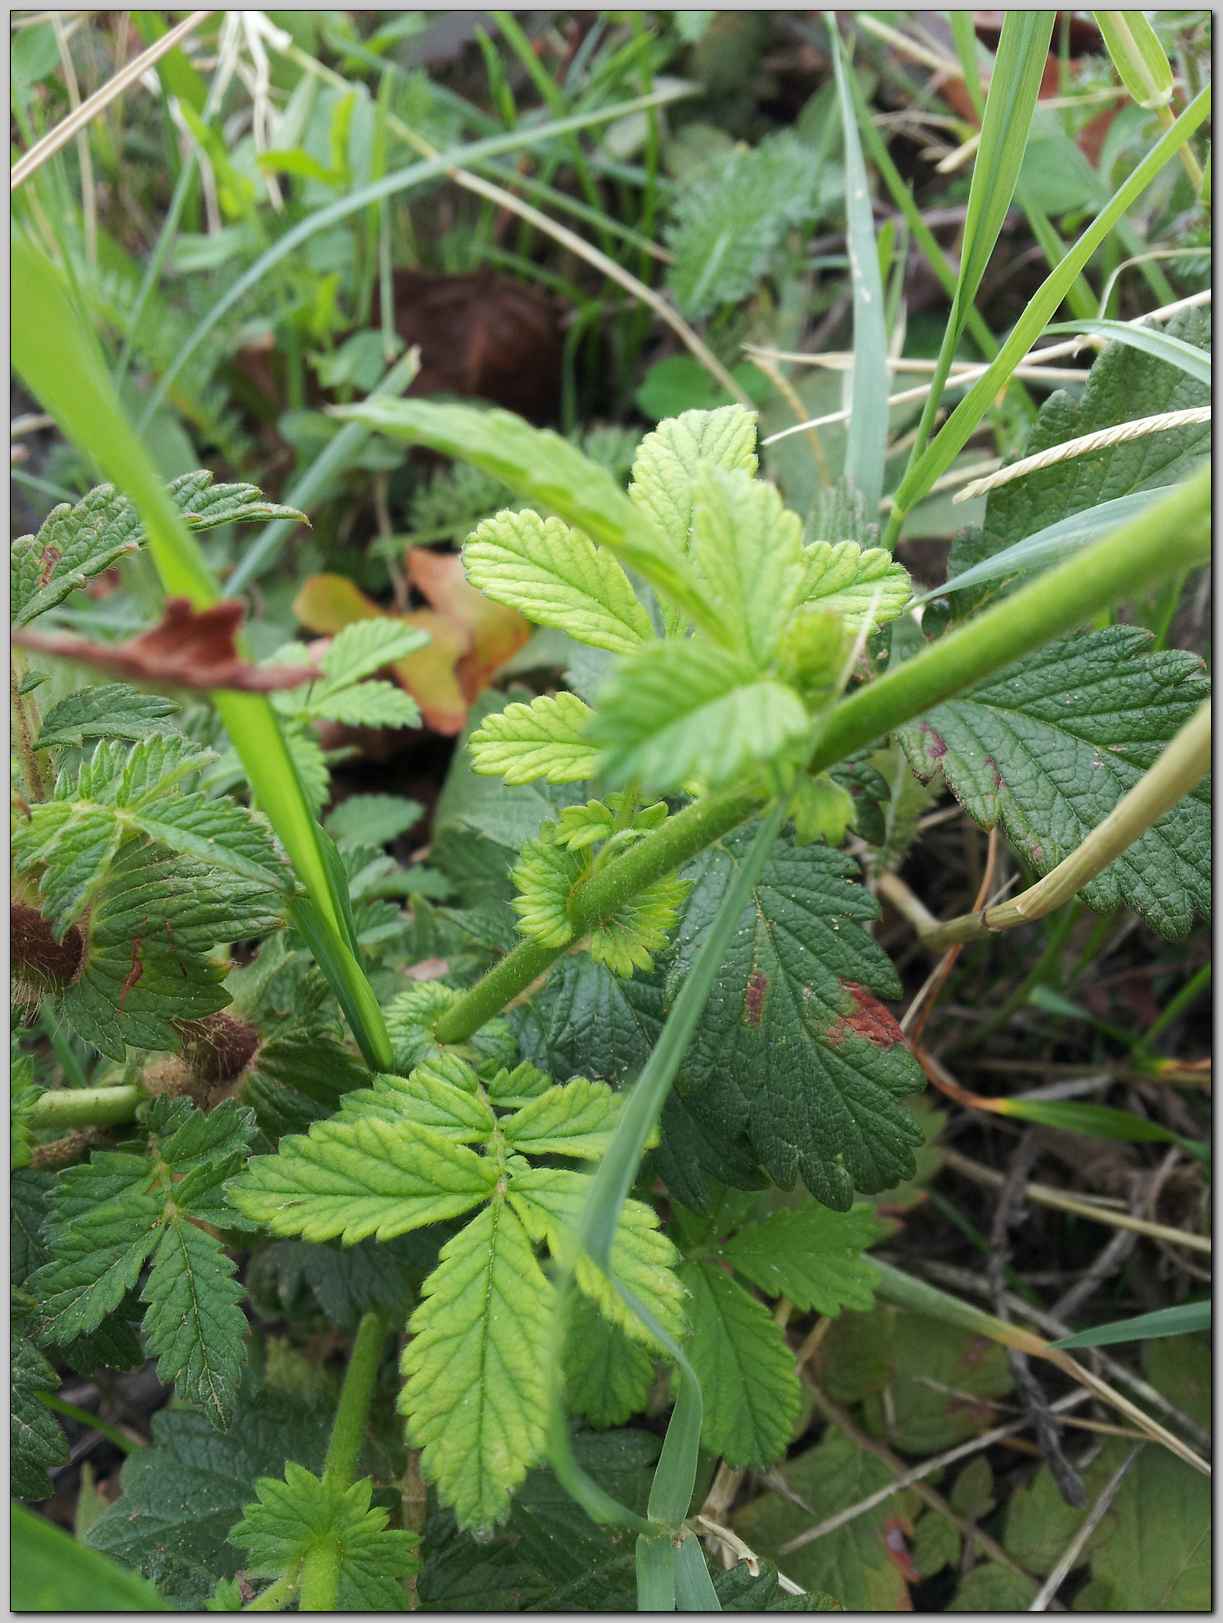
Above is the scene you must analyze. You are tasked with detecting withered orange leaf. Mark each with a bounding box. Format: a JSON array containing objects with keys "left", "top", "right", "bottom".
[{"left": 14, "top": 598, "right": 316, "bottom": 693}]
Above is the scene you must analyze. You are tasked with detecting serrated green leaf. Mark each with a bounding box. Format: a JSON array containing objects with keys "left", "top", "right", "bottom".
[
  {"left": 722, "top": 1203, "right": 881, "bottom": 1314},
  {"left": 29, "top": 1197, "right": 162, "bottom": 1344},
  {"left": 35, "top": 684, "right": 180, "bottom": 751},
  {"left": 401, "top": 1196, "right": 553, "bottom": 1530},
  {"left": 588, "top": 871, "right": 689, "bottom": 979},
  {"left": 129, "top": 794, "right": 288, "bottom": 888},
  {"left": 790, "top": 774, "right": 856, "bottom": 847},
  {"left": 248, "top": 1234, "right": 428, "bottom": 1331},
  {"left": 318, "top": 617, "right": 430, "bottom": 684},
  {"left": 463, "top": 509, "right": 652, "bottom": 655},
  {"left": 501, "top": 1078, "right": 624, "bottom": 1160},
  {"left": 564, "top": 1291, "right": 656, "bottom": 1428},
  {"left": 307, "top": 679, "right": 422, "bottom": 728},
  {"left": 231, "top": 1463, "right": 417, "bottom": 1607},
  {"left": 229, "top": 1116, "right": 498, "bottom": 1244},
  {"left": 11, "top": 1340, "right": 68, "bottom": 1501},
  {"left": 486, "top": 1061, "right": 554, "bottom": 1108},
  {"left": 15, "top": 805, "right": 123, "bottom": 939},
  {"left": 630, "top": 406, "right": 759, "bottom": 560},
  {"left": 339, "top": 1062, "right": 497, "bottom": 1144},
  {"left": 469, "top": 692, "right": 599, "bottom": 785},
  {"left": 679, "top": 1258, "right": 800, "bottom": 1468},
  {"left": 796, "top": 542, "right": 912, "bottom": 629},
  {"left": 324, "top": 793, "right": 423, "bottom": 847},
  {"left": 511, "top": 834, "right": 582, "bottom": 948},
  {"left": 590, "top": 641, "right": 810, "bottom": 792},
  {"left": 657, "top": 830, "right": 924, "bottom": 1209},
  {"left": 666, "top": 133, "right": 823, "bottom": 317},
  {"left": 508, "top": 1164, "right": 685, "bottom": 1348},
  {"left": 899, "top": 627, "right": 1210, "bottom": 938},
  {"left": 10, "top": 473, "right": 303, "bottom": 627},
  {"left": 690, "top": 466, "right": 805, "bottom": 666},
  {"left": 141, "top": 1218, "right": 247, "bottom": 1430},
  {"left": 857, "top": 1306, "right": 1013, "bottom": 1452},
  {"left": 85, "top": 1383, "right": 332, "bottom": 1609}
]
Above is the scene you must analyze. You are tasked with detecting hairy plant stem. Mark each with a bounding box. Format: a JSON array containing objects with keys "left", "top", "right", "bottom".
[
  {"left": 435, "top": 468, "right": 1209, "bottom": 1048},
  {"left": 28, "top": 1085, "right": 143, "bottom": 1131},
  {"left": 298, "top": 1310, "right": 390, "bottom": 1612},
  {"left": 10, "top": 656, "right": 47, "bottom": 802}
]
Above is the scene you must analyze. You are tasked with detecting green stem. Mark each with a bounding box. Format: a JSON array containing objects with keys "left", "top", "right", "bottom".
[
  {"left": 1140, "top": 962, "right": 1211, "bottom": 1052},
  {"left": 298, "top": 1311, "right": 390, "bottom": 1613},
  {"left": 29, "top": 1085, "right": 143, "bottom": 1131},
  {"left": 323, "top": 1310, "right": 389, "bottom": 1486},
  {"left": 244, "top": 1572, "right": 300, "bottom": 1612},
  {"left": 434, "top": 468, "right": 1209, "bottom": 1048}
]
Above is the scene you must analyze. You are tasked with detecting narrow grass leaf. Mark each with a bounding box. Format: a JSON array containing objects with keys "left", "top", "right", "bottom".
[
  {"left": 1044, "top": 320, "right": 1211, "bottom": 387},
  {"left": 828, "top": 24, "right": 888, "bottom": 515},
  {"left": 1052, "top": 1300, "right": 1210, "bottom": 1350}
]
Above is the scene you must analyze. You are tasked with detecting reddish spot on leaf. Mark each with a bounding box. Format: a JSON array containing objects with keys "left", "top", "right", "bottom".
[
  {"left": 984, "top": 754, "right": 1004, "bottom": 789},
  {"left": 118, "top": 938, "right": 145, "bottom": 1011},
  {"left": 14, "top": 598, "right": 315, "bottom": 692},
  {"left": 919, "top": 721, "right": 947, "bottom": 759},
  {"left": 37, "top": 545, "right": 62, "bottom": 589},
  {"left": 744, "top": 970, "right": 768, "bottom": 1027},
  {"left": 826, "top": 981, "right": 905, "bottom": 1049}
]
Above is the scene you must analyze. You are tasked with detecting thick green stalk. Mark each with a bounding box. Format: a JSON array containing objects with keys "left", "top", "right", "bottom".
[
  {"left": 298, "top": 1311, "right": 390, "bottom": 1613},
  {"left": 433, "top": 467, "right": 1209, "bottom": 1048},
  {"left": 28, "top": 1086, "right": 143, "bottom": 1131}
]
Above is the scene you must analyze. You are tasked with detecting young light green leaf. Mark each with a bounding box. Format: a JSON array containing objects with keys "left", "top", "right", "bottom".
[
  {"left": 463, "top": 510, "right": 652, "bottom": 655},
  {"left": 589, "top": 641, "right": 809, "bottom": 792},
  {"left": 231, "top": 1464, "right": 418, "bottom": 1609},
  {"left": 690, "top": 467, "right": 805, "bottom": 667},
  {"left": 469, "top": 692, "right": 599, "bottom": 785},
  {"left": 306, "top": 680, "right": 422, "bottom": 729},
  {"left": 338, "top": 1062, "right": 497, "bottom": 1144},
  {"left": 679, "top": 1259, "right": 800, "bottom": 1469},
  {"left": 228, "top": 1117, "right": 498, "bottom": 1244},
  {"left": 317, "top": 617, "right": 430, "bottom": 684},
  {"left": 900, "top": 627, "right": 1210, "bottom": 938},
  {"left": 508, "top": 1165, "right": 686, "bottom": 1347},
  {"left": 501, "top": 1078, "right": 625, "bottom": 1160},
  {"left": 797, "top": 542, "right": 912, "bottom": 628},
  {"left": 141, "top": 1218, "right": 246, "bottom": 1430},
  {"left": 332, "top": 399, "right": 715, "bottom": 632},
  {"left": 722, "top": 1203, "right": 881, "bottom": 1314},
  {"left": 511, "top": 835, "right": 582, "bottom": 948},
  {"left": 629, "top": 405, "right": 758, "bottom": 558},
  {"left": 588, "top": 873, "right": 690, "bottom": 980},
  {"left": 400, "top": 1196, "right": 553, "bottom": 1530}
]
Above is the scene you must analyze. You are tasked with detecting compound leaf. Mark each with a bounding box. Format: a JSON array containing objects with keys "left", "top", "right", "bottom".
[
  {"left": 679, "top": 1259, "right": 799, "bottom": 1468},
  {"left": 629, "top": 405, "right": 759, "bottom": 560},
  {"left": 722, "top": 1203, "right": 882, "bottom": 1314},
  {"left": 469, "top": 692, "right": 599, "bottom": 785},
  {"left": 463, "top": 510, "right": 652, "bottom": 655},
  {"left": 899, "top": 626, "right": 1210, "bottom": 938},
  {"left": 400, "top": 1196, "right": 553, "bottom": 1531},
  {"left": 229, "top": 1117, "right": 498, "bottom": 1244}
]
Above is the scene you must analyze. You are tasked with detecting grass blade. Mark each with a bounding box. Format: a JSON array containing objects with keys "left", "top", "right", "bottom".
[
  {"left": 1052, "top": 1300, "right": 1210, "bottom": 1350},
  {"left": 896, "top": 12, "right": 1055, "bottom": 481},
  {"left": 884, "top": 82, "right": 1212, "bottom": 542},
  {"left": 1044, "top": 320, "right": 1212, "bottom": 386},
  {"left": 828, "top": 22, "right": 889, "bottom": 517},
  {"left": 636, "top": 1533, "right": 677, "bottom": 1611},
  {"left": 674, "top": 1531, "right": 722, "bottom": 1612},
  {"left": 10, "top": 232, "right": 391, "bottom": 1072}
]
